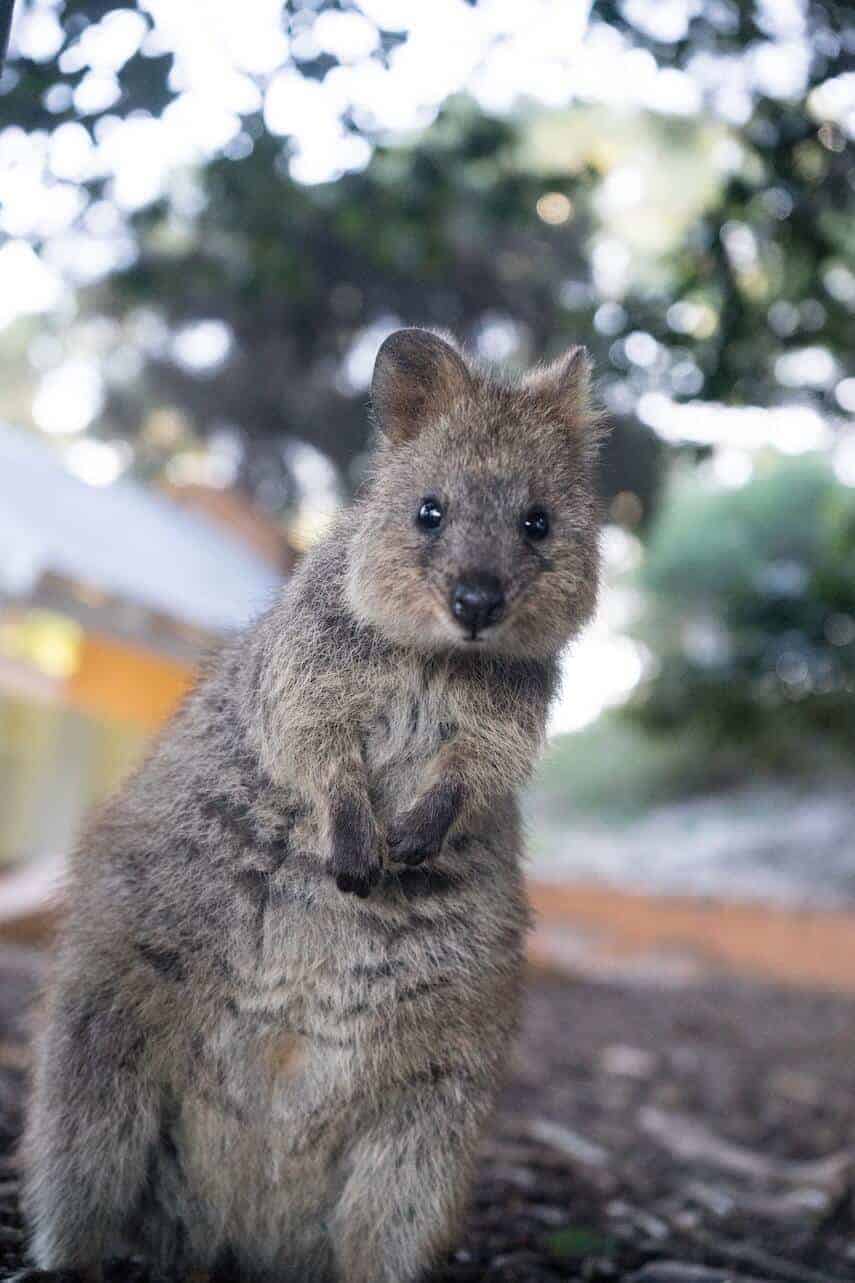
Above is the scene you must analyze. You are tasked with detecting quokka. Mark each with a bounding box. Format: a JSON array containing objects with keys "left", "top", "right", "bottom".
[{"left": 20, "top": 328, "right": 606, "bottom": 1283}]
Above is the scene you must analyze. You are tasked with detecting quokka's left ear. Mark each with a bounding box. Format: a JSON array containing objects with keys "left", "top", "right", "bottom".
[
  {"left": 524, "top": 345, "right": 607, "bottom": 456},
  {"left": 371, "top": 328, "right": 472, "bottom": 446}
]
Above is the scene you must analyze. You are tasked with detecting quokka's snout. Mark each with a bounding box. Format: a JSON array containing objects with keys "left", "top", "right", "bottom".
[{"left": 450, "top": 570, "right": 506, "bottom": 639}]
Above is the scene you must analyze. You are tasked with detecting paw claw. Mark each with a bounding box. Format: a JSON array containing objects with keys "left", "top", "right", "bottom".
[
  {"left": 388, "top": 826, "right": 437, "bottom": 867},
  {"left": 334, "top": 860, "right": 381, "bottom": 897},
  {"left": 397, "top": 845, "right": 428, "bottom": 867},
  {"left": 335, "top": 872, "right": 367, "bottom": 897},
  {"left": 329, "top": 794, "right": 382, "bottom": 899}
]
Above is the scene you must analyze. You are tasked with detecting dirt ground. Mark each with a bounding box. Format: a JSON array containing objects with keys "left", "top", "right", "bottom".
[{"left": 1, "top": 946, "right": 854, "bottom": 1283}]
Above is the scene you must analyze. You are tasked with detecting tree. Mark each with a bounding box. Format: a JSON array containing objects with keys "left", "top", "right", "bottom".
[
  {"left": 597, "top": 0, "right": 854, "bottom": 411},
  {"left": 628, "top": 454, "right": 855, "bottom": 769},
  {"left": 107, "top": 106, "right": 661, "bottom": 507},
  {"left": 0, "top": 0, "right": 15, "bottom": 75},
  {"left": 1, "top": 1, "right": 852, "bottom": 521}
]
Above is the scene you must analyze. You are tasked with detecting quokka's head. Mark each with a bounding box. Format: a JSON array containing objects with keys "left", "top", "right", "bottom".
[{"left": 346, "top": 328, "right": 608, "bottom": 661}]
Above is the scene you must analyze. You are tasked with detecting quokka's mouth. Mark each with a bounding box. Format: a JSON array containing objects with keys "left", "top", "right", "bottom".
[{"left": 461, "top": 621, "right": 497, "bottom": 643}]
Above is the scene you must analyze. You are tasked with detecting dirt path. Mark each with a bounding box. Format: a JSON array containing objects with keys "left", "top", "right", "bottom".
[
  {"left": 529, "top": 880, "right": 855, "bottom": 994},
  {"left": 2, "top": 948, "right": 854, "bottom": 1282}
]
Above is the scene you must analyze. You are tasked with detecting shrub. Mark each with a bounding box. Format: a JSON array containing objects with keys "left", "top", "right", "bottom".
[{"left": 626, "top": 455, "right": 855, "bottom": 772}]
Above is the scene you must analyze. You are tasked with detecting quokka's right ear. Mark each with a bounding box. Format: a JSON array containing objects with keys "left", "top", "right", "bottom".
[
  {"left": 523, "top": 344, "right": 608, "bottom": 459},
  {"left": 523, "top": 344, "right": 592, "bottom": 422},
  {"left": 371, "top": 328, "right": 472, "bottom": 445}
]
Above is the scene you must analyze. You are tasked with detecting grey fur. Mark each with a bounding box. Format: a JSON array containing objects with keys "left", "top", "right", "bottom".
[{"left": 20, "top": 330, "right": 605, "bottom": 1282}]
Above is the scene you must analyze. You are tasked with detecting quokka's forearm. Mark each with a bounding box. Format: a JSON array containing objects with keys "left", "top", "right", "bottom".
[
  {"left": 328, "top": 783, "right": 383, "bottom": 896},
  {"left": 387, "top": 770, "right": 465, "bottom": 865},
  {"left": 385, "top": 716, "right": 542, "bottom": 867},
  {"left": 259, "top": 707, "right": 384, "bottom": 895}
]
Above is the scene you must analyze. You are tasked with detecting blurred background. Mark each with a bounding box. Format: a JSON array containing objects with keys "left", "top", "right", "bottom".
[
  {"left": 3, "top": 8, "right": 855, "bottom": 1278},
  {"left": 0, "top": 0, "right": 853, "bottom": 976}
]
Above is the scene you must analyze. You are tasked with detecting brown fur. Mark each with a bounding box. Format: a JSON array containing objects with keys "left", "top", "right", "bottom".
[{"left": 19, "top": 329, "right": 606, "bottom": 1282}]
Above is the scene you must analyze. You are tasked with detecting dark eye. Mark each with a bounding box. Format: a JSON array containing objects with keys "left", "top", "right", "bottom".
[
  {"left": 522, "top": 507, "right": 550, "bottom": 541},
  {"left": 417, "top": 498, "right": 444, "bottom": 530}
]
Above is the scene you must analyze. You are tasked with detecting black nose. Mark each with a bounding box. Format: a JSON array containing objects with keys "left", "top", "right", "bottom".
[{"left": 451, "top": 573, "right": 505, "bottom": 635}]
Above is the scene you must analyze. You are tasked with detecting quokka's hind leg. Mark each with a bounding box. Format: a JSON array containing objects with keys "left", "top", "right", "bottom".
[
  {"left": 330, "top": 1073, "right": 491, "bottom": 1283},
  {"left": 21, "top": 980, "right": 164, "bottom": 1274}
]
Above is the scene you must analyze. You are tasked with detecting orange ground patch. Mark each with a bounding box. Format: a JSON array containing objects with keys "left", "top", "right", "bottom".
[{"left": 529, "top": 879, "right": 855, "bottom": 994}]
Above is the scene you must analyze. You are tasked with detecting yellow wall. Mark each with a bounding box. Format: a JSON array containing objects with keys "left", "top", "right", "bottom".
[
  {"left": 66, "top": 633, "right": 195, "bottom": 731},
  {"left": 0, "top": 631, "right": 195, "bottom": 869},
  {"left": 0, "top": 694, "right": 144, "bottom": 867}
]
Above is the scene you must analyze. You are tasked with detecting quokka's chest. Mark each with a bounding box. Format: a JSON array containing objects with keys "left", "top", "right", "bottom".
[{"left": 361, "top": 664, "right": 459, "bottom": 799}]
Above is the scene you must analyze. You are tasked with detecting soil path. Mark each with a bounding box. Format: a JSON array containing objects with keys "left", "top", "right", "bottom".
[
  {"left": 529, "top": 880, "right": 855, "bottom": 994},
  {"left": 1, "top": 948, "right": 854, "bottom": 1282}
]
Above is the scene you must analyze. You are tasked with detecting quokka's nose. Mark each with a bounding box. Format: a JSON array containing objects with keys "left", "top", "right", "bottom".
[{"left": 451, "top": 573, "right": 506, "bottom": 635}]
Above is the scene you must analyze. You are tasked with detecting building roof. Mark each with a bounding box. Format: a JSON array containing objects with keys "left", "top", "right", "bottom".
[{"left": 0, "top": 422, "right": 282, "bottom": 635}]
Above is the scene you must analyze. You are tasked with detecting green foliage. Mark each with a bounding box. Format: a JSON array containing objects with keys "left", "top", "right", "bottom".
[
  {"left": 114, "top": 107, "right": 603, "bottom": 478},
  {"left": 628, "top": 457, "right": 855, "bottom": 764},
  {"left": 1, "top": 1, "right": 852, "bottom": 519},
  {"left": 544, "top": 1225, "right": 613, "bottom": 1262},
  {"left": 0, "top": 5, "right": 13, "bottom": 75},
  {"left": 595, "top": 0, "right": 854, "bottom": 410},
  {"left": 532, "top": 713, "right": 724, "bottom": 821}
]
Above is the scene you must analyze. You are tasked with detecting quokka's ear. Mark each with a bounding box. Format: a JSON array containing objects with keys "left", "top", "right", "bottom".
[
  {"left": 524, "top": 344, "right": 607, "bottom": 458},
  {"left": 524, "top": 344, "right": 592, "bottom": 419},
  {"left": 371, "top": 328, "right": 472, "bottom": 445}
]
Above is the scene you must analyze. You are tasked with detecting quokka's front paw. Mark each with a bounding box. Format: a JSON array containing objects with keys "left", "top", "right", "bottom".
[
  {"left": 388, "top": 778, "right": 464, "bottom": 867},
  {"left": 331, "top": 838, "right": 381, "bottom": 897},
  {"left": 329, "top": 795, "right": 382, "bottom": 897},
  {"left": 386, "top": 813, "right": 443, "bottom": 867}
]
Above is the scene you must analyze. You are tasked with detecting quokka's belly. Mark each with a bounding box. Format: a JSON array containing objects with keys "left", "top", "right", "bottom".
[
  {"left": 166, "top": 849, "right": 521, "bottom": 1273},
  {"left": 168, "top": 1038, "right": 350, "bottom": 1274}
]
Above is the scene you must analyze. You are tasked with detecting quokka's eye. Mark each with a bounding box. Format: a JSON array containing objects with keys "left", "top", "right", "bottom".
[
  {"left": 417, "top": 498, "right": 444, "bottom": 530},
  {"left": 522, "top": 507, "right": 550, "bottom": 541}
]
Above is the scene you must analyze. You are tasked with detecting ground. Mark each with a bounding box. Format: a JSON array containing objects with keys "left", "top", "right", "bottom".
[{"left": 1, "top": 948, "right": 854, "bottom": 1283}]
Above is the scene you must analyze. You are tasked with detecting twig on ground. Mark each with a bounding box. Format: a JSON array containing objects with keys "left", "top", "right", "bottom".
[
  {"left": 525, "top": 1117, "right": 611, "bottom": 1168},
  {"left": 639, "top": 1108, "right": 852, "bottom": 1190}
]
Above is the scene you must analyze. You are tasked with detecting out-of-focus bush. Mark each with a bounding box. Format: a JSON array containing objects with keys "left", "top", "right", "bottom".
[{"left": 627, "top": 457, "right": 855, "bottom": 772}]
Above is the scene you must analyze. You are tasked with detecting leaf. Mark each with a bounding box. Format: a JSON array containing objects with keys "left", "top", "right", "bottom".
[{"left": 545, "top": 1225, "right": 612, "bottom": 1261}]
